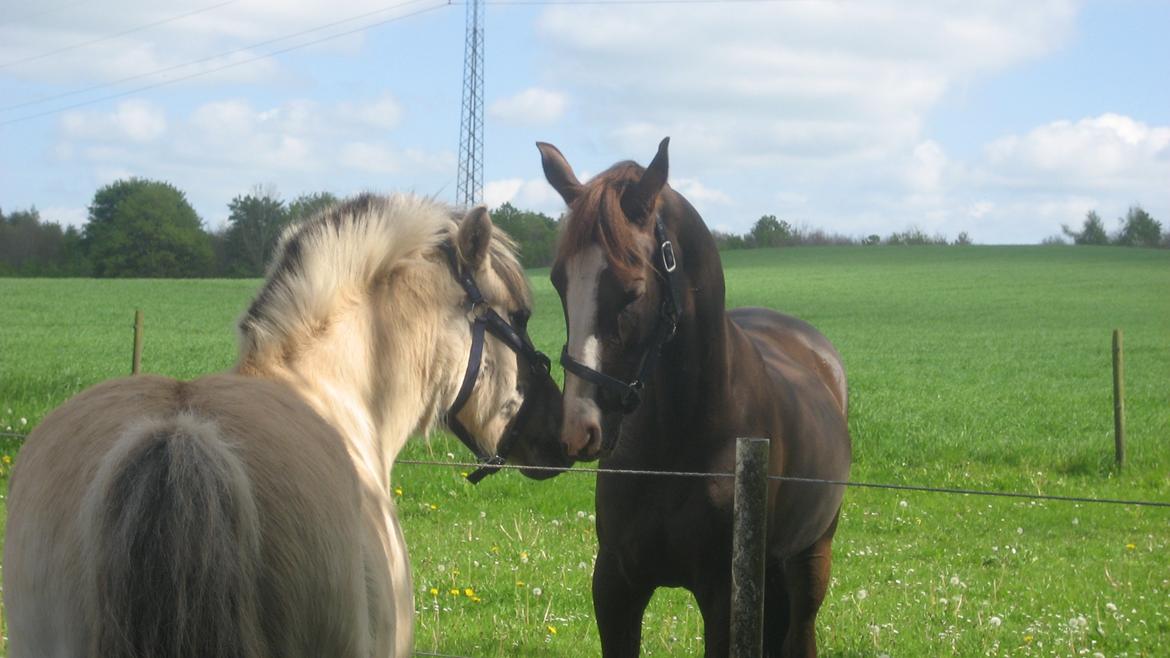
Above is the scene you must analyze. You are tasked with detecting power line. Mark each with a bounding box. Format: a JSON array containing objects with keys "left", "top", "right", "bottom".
[
  {"left": 0, "top": 0, "right": 442, "bottom": 115},
  {"left": 0, "top": 0, "right": 450, "bottom": 127},
  {"left": 0, "top": 0, "right": 239, "bottom": 70}
]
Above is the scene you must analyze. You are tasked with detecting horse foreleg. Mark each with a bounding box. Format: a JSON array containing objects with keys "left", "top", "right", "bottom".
[
  {"left": 779, "top": 515, "right": 838, "bottom": 658},
  {"left": 594, "top": 549, "right": 653, "bottom": 658},
  {"left": 762, "top": 555, "right": 791, "bottom": 657}
]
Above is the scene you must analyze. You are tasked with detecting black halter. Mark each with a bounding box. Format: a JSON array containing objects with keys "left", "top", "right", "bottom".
[
  {"left": 440, "top": 241, "right": 554, "bottom": 484},
  {"left": 559, "top": 215, "right": 682, "bottom": 432}
]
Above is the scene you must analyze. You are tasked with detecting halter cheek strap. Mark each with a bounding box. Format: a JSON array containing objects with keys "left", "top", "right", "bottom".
[{"left": 440, "top": 241, "right": 555, "bottom": 484}]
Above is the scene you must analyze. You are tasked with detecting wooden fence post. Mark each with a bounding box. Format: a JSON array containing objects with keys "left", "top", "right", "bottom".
[
  {"left": 132, "top": 309, "right": 144, "bottom": 375},
  {"left": 1113, "top": 329, "right": 1125, "bottom": 470},
  {"left": 731, "top": 437, "right": 769, "bottom": 658}
]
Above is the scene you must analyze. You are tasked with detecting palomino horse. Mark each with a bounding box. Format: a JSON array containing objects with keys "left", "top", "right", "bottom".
[
  {"left": 538, "top": 139, "right": 851, "bottom": 657},
  {"left": 3, "top": 195, "right": 570, "bottom": 658}
]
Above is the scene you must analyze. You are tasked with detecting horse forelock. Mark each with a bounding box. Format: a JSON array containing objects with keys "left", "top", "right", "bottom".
[{"left": 556, "top": 162, "right": 654, "bottom": 286}]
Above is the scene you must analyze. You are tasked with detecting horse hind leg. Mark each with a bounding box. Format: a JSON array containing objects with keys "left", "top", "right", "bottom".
[{"left": 779, "top": 515, "right": 839, "bottom": 658}]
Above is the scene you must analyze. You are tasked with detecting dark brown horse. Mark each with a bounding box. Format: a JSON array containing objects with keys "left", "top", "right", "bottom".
[{"left": 538, "top": 138, "right": 851, "bottom": 657}]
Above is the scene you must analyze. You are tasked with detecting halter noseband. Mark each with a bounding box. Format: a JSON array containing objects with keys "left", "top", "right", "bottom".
[
  {"left": 559, "top": 215, "right": 682, "bottom": 442},
  {"left": 440, "top": 241, "right": 554, "bottom": 484}
]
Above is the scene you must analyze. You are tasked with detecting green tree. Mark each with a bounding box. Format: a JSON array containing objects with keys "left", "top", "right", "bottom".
[
  {"left": 749, "top": 214, "right": 792, "bottom": 247},
  {"left": 1062, "top": 210, "right": 1109, "bottom": 245},
  {"left": 1114, "top": 206, "right": 1162, "bottom": 247},
  {"left": 288, "top": 191, "right": 338, "bottom": 225},
  {"left": 83, "top": 178, "right": 214, "bottom": 277},
  {"left": 223, "top": 186, "right": 289, "bottom": 276},
  {"left": 1, "top": 206, "right": 90, "bottom": 276},
  {"left": 489, "top": 202, "right": 558, "bottom": 267}
]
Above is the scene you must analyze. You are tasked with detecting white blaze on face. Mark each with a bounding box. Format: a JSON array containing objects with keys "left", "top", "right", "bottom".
[{"left": 562, "top": 245, "right": 606, "bottom": 457}]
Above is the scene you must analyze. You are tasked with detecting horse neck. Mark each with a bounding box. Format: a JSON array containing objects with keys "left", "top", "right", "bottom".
[
  {"left": 237, "top": 286, "right": 444, "bottom": 489},
  {"left": 640, "top": 198, "right": 734, "bottom": 449}
]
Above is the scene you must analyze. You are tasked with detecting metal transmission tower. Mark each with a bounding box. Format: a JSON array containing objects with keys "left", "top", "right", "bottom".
[{"left": 456, "top": 0, "right": 484, "bottom": 207}]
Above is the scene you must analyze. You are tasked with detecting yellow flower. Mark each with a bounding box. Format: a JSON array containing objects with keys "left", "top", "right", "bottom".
[
  {"left": 449, "top": 588, "right": 460, "bottom": 596},
  {"left": 394, "top": 486, "right": 403, "bottom": 496},
  {"left": 491, "top": 545, "right": 500, "bottom": 554},
  {"left": 471, "top": 596, "right": 482, "bottom": 603},
  {"left": 464, "top": 587, "right": 475, "bottom": 597},
  {"left": 1126, "top": 543, "right": 1136, "bottom": 550},
  {"left": 429, "top": 587, "right": 439, "bottom": 596},
  {"left": 547, "top": 625, "right": 557, "bottom": 635},
  {"left": 460, "top": 471, "right": 469, "bottom": 478},
  {"left": 516, "top": 580, "right": 525, "bottom": 588},
  {"left": 1024, "top": 635, "right": 1033, "bottom": 643},
  {"left": 429, "top": 503, "right": 439, "bottom": 511},
  {"left": 2, "top": 454, "right": 11, "bottom": 465}
]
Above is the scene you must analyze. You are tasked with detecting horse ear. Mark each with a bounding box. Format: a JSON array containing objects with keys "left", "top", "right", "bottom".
[
  {"left": 536, "top": 141, "right": 582, "bottom": 205},
  {"left": 622, "top": 137, "right": 670, "bottom": 225},
  {"left": 457, "top": 206, "right": 493, "bottom": 272}
]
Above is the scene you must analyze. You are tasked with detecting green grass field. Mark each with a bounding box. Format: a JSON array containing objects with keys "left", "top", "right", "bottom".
[{"left": 2, "top": 246, "right": 1168, "bottom": 657}]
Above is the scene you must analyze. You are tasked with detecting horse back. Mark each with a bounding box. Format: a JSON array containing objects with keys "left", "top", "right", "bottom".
[
  {"left": 728, "top": 307, "right": 852, "bottom": 556},
  {"left": 3, "top": 374, "right": 382, "bottom": 658}
]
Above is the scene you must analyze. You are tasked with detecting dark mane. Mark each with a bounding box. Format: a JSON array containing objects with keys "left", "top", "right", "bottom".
[{"left": 557, "top": 161, "right": 654, "bottom": 284}]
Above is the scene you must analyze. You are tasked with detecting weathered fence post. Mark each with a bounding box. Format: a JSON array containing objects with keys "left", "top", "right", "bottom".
[
  {"left": 731, "top": 437, "right": 769, "bottom": 658},
  {"left": 1113, "top": 329, "right": 1125, "bottom": 470},
  {"left": 132, "top": 309, "right": 144, "bottom": 375}
]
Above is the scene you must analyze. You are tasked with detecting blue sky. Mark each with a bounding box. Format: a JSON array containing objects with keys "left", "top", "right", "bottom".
[{"left": 1, "top": 0, "right": 1167, "bottom": 244}]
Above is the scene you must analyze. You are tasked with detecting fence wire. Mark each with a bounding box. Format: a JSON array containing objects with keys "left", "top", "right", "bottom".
[
  {"left": 3, "top": 430, "right": 1167, "bottom": 508},
  {"left": 395, "top": 458, "right": 1170, "bottom": 509}
]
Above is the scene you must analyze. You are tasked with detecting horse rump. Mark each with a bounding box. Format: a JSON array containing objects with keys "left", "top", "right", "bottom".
[{"left": 81, "top": 413, "right": 266, "bottom": 658}]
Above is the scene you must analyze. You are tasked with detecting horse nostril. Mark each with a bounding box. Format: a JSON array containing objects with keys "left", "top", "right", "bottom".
[{"left": 584, "top": 423, "right": 601, "bottom": 451}]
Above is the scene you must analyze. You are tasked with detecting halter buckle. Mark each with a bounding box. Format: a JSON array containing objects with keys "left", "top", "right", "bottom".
[{"left": 661, "top": 240, "right": 677, "bottom": 273}]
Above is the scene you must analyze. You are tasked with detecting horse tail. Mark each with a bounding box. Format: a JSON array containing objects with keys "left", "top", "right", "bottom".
[{"left": 82, "top": 413, "right": 266, "bottom": 658}]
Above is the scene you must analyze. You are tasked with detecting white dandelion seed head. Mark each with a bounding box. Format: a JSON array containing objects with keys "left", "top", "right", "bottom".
[
  {"left": 989, "top": 616, "right": 1002, "bottom": 627},
  {"left": 856, "top": 589, "right": 868, "bottom": 600},
  {"left": 950, "top": 575, "right": 961, "bottom": 586},
  {"left": 1106, "top": 602, "right": 1118, "bottom": 612},
  {"left": 898, "top": 500, "right": 908, "bottom": 509},
  {"left": 532, "top": 587, "right": 542, "bottom": 597}
]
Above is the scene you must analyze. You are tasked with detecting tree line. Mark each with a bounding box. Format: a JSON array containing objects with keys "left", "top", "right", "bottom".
[
  {"left": 1055, "top": 207, "right": 1168, "bottom": 248},
  {"left": 2, "top": 179, "right": 1166, "bottom": 277}
]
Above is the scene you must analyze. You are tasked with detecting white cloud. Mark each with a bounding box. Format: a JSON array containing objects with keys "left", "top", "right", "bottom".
[
  {"left": 339, "top": 142, "right": 401, "bottom": 174},
  {"left": 61, "top": 99, "right": 167, "bottom": 143},
  {"left": 0, "top": 0, "right": 403, "bottom": 85},
  {"left": 489, "top": 88, "right": 568, "bottom": 124},
  {"left": 672, "top": 178, "right": 731, "bottom": 205},
  {"left": 484, "top": 177, "right": 565, "bottom": 215},
  {"left": 337, "top": 94, "right": 404, "bottom": 130},
  {"left": 40, "top": 206, "right": 88, "bottom": 229},
  {"left": 984, "top": 113, "right": 1170, "bottom": 188}
]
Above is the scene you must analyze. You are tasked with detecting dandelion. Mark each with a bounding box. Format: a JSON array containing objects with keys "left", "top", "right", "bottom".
[
  {"left": 1016, "top": 527, "right": 1023, "bottom": 535},
  {"left": 1024, "top": 634, "right": 1033, "bottom": 643},
  {"left": 394, "top": 486, "right": 403, "bottom": 496},
  {"left": 577, "top": 510, "right": 587, "bottom": 518},
  {"left": 989, "top": 616, "right": 1002, "bottom": 628},
  {"left": 898, "top": 500, "right": 908, "bottom": 509},
  {"left": 520, "top": 551, "right": 529, "bottom": 564},
  {"left": 950, "top": 575, "right": 961, "bottom": 586},
  {"left": 449, "top": 588, "right": 460, "bottom": 596},
  {"left": 532, "top": 587, "right": 543, "bottom": 597},
  {"left": 464, "top": 588, "right": 475, "bottom": 598},
  {"left": 1125, "top": 543, "right": 1136, "bottom": 550},
  {"left": 19, "top": 417, "right": 27, "bottom": 425},
  {"left": 471, "top": 596, "right": 481, "bottom": 603},
  {"left": 429, "top": 503, "right": 438, "bottom": 511},
  {"left": 429, "top": 587, "right": 439, "bottom": 596},
  {"left": 546, "top": 625, "right": 557, "bottom": 635},
  {"left": 491, "top": 546, "right": 500, "bottom": 554},
  {"left": 1106, "top": 602, "right": 1118, "bottom": 613},
  {"left": 516, "top": 580, "right": 525, "bottom": 587},
  {"left": 856, "top": 589, "right": 868, "bottom": 601},
  {"left": 588, "top": 514, "right": 595, "bottom": 522},
  {"left": 2, "top": 455, "right": 11, "bottom": 465}
]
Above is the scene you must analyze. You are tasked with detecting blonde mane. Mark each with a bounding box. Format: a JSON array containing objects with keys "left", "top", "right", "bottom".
[{"left": 237, "top": 193, "right": 529, "bottom": 363}]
